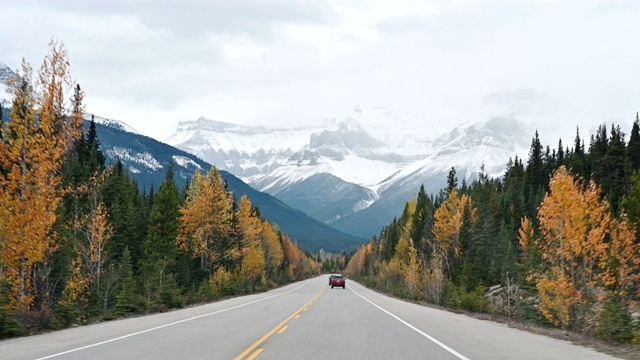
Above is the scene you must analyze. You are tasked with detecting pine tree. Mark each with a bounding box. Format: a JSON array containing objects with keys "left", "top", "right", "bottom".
[
  {"left": 627, "top": 113, "right": 640, "bottom": 172},
  {"left": 86, "top": 115, "right": 106, "bottom": 176},
  {"left": 589, "top": 124, "right": 609, "bottom": 192},
  {"left": 557, "top": 138, "right": 564, "bottom": 165},
  {"left": 114, "top": 247, "right": 140, "bottom": 315},
  {"left": 411, "top": 185, "right": 434, "bottom": 259},
  {"left": 526, "top": 131, "right": 545, "bottom": 191},
  {"left": 606, "top": 125, "right": 626, "bottom": 214},
  {"left": 382, "top": 218, "right": 399, "bottom": 262},
  {"left": 102, "top": 161, "right": 139, "bottom": 265},
  {"left": 621, "top": 170, "right": 640, "bottom": 239},
  {"left": 566, "top": 127, "right": 587, "bottom": 180},
  {"left": 446, "top": 167, "right": 458, "bottom": 194},
  {"left": 142, "top": 161, "right": 180, "bottom": 303}
]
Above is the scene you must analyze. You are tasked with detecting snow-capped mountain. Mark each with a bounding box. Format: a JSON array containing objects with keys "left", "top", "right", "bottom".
[
  {"left": 85, "top": 113, "right": 140, "bottom": 135},
  {"left": 92, "top": 118, "right": 364, "bottom": 251},
  {"left": 0, "top": 62, "right": 16, "bottom": 108},
  {"left": 0, "top": 62, "right": 15, "bottom": 84},
  {"left": 167, "top": 106, "right": 533, "bottom": 238}
]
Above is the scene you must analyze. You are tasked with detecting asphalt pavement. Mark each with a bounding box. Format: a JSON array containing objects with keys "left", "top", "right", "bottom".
[{"left": 0, "top": 276, "right": 621, "bottom": 359}]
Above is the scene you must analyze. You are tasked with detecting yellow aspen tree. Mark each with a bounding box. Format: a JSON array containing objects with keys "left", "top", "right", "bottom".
[
  {"left": 534, "top": 166, "right": 611, "bottom": 328},
  {"left": 346, "top": 241, "right": 372, "bottom": 276},
  {"left": 57, "top": 255, "right": 89, "bottom": 321},
  {"left": 237, "top": 195, "right": 262, "bottom": 249},
  {"left": 240, "top": 244, "right": 266, "bottom": 290},
  {"left": 424, "top": 247, "right": 446, "bottom": 304},
  {"left": 0, "top": 40, "right": 80, "bottom": 311},
  {"left": 384, "top": 201, "right": 422, "bottom": 297},
  {"left": 600, "top": 215, "right": 640, "bottom": 305},
  {"left": 518, "top": 216, "right": 543, "bottom": 278},
  {"left": 78, "top": 202, "right": 112, "bottom": 290},
  {"left": 260, "top": 220, "right": 284, "bottom": 277},
  {"left": 432, "top": 190, "right": 474, "bottom": 277},
  {"left": 400, "top": 236, "right": 422, "bottom": 294},
  {"left": 282, "top": 234, "right": 302, "bottom": 280},
  {"left": 178, "top": 168, "right": 234, "bottom": 272}
]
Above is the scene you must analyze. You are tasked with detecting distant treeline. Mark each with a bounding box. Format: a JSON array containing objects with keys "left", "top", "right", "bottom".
[
  {"left": 0, "top": 41, "right": 319, "bottom": 338},
  {"left": 347, "top": 115, "right": 640, "bottom": 343}
]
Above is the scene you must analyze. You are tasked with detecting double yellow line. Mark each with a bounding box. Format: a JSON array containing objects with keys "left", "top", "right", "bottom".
[{"left": 234, "top": 285, "right": 325, "bottom": 360}]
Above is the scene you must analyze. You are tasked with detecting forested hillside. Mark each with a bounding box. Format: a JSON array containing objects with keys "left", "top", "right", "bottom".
[
  {"left": 347, "top": 118, "right": 640, "bottom": 343},
  {"left": 0, "top": 42, "right": 319, "bottom": 338}
]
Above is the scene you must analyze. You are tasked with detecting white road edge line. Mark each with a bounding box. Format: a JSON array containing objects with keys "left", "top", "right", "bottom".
[
  {"left": 348, "top": 284, "right": 470, "bottom": 360},
  {"left": 35, "top": 280, "right": 314, "bottom": 360}
]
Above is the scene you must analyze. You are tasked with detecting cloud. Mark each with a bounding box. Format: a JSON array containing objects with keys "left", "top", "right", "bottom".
[
  {"left": 484, "top": 88, "right": 553, "bottom": 117},
  {"left": 0, "top": 0, "right": 638, "bottom": 141},
  {"left": 5, "top": 0, "right": 336, "bottom": 40}
]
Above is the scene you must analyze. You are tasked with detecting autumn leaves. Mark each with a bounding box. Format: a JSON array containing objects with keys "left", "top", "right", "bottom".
[
  {"left": 178, "top": 168, "right": 295, "bottom": 291},
  {"left": 520, "top": 166, "right": 639, "bottom": 328},
  {"left": 348, "top": 163, "right": 640, "bottom": 337},
  {"left": 0, "top": 41, "right": 319, "bottom": 332},
  {"left": 0, "top": 40, "right": 82, "bottom": 311}
]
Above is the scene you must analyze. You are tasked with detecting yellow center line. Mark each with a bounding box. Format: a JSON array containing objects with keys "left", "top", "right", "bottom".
[
  {"left": 233, "top": 285, "right": 325, "bottom": 360},
  {"left": 246, "top": 348, "right": 263, "bottom": 360},
  {"left": 277, "top": 325, "right": 288, "bottom": 334},
  {"left": 294, "top": 314, "right": 301, "bottom": 319}
]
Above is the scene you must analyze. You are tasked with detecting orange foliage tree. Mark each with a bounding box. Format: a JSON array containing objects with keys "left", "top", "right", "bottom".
[
  {"left": 0, "top": 40, "right": 81, "bottom": 311},
  {"left": 432, "top": 189, "right": 475, "bottom": 278},
  {"left": 260, "top": 220, "right": 284, "bottom": 279},
  {"left": 178, "top": 168, "right": 234, "bottom": 273},
  {"left": 523, "top": 166, "right": 612, "bottom": 328},
  {"left": 600, "top": 215, "right": 640, "bottom": 307}
]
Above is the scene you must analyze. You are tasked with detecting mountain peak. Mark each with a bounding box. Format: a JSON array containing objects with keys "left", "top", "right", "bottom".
[
  {"left": 85, "top": 113, "right": 140, "bottom": 135},
  {"left": 0, "top": 62, "right": 16, "bottom": 84}
]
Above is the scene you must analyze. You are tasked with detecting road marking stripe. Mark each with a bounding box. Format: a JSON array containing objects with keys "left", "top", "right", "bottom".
[
  {"left": 246, "top": 348, "right": 263, "bottom": 360},
  {"left": 234, "top": 285, "right": 325, "bottom": 360},
  {"left": 277, "top": 325, "right": 288, "bottom": 334},
  {"left": 294, "top": 314, "right": 301, "bottom": 319},
  {"left": 349, "top": 285, "right": 470, "bottom": 360},
  {"left": 34, "top": 281, "right": 314, "bottom": 360}
]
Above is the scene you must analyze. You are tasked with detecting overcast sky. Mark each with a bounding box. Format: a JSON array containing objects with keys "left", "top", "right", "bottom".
[{"left": 1, "top": 0, "right": 639, "bottom": 143}]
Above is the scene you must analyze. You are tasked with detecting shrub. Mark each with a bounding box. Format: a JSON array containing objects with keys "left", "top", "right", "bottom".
[{"left": 596, "top": 298, "right": 634, "bottom": 343}]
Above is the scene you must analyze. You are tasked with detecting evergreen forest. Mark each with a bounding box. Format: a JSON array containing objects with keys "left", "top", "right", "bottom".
[
  {"left": 0, "top": 42, "right": 319, "bottom": 338},
  {"left": 347, "top": 114, "right": 640, "bottom": 343}
]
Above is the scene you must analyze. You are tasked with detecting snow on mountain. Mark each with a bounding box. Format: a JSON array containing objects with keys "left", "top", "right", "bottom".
[
  {"left": 329, "top": 116, "right": 532, "bottom": 238},
  {"left": 0, "top": 83, "right": 10, "bottom": 109},
  {"left": 167, "top": 106, "right": 533, "bottom": 236},
  {"left": 0, "top": 63, "right": 16, "bottom": 108},
  {"left": 105, "top": 146, "right": 162, "bottom": 171},
  {"left": 167, "top": 117, "right": 318, "bottom": 153},
  {"left": 85, "top": 113, "right": 140, "bottom": 135},
  {"left": 377, "top": 116, "right": 531, "bottom": 193},
  {"left": 0, "top": 62, "right": 15, "bottom": 84},
  {"left": 172, "top": 155, "right": 202, "bottom": 170},
  {"left": 166, "top": 117, "right": 322, "bottom": 178}
]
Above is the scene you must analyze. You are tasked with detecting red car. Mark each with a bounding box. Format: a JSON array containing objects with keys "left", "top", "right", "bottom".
[{"left": 330, "top": 275, "right": 346, "bottom": 289}]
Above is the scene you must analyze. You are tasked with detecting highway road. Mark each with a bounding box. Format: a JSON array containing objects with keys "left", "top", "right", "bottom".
[{"left": 0, "top": 276, "right": 620, "bottom": 359}]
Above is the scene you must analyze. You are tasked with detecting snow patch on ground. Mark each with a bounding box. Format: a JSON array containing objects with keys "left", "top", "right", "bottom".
[
  {"left": 106, "top": 147, "right": 162, "bottom": 171},
  {"left": 172, "top": 155, "right": 202, "bottom": 169}
]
